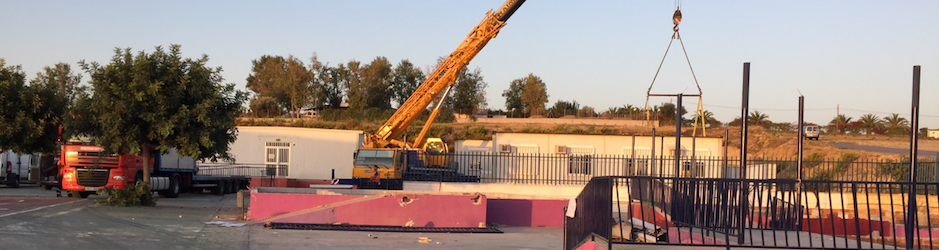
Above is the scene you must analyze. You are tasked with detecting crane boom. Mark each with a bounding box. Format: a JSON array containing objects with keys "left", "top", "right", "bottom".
[{"left": 364, "top": 0, "right": 526, "bottom": 149}]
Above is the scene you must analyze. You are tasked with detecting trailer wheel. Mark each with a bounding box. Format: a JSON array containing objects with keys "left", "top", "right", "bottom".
[
  {"left": 211, "top": 181, "right": 223, "bottom": 195},
  {"left": 164, "top": 174, "right": 181, "bottom": 198},
  {"left": 229, "top": 179, "right": 238, "bottom": 192}
]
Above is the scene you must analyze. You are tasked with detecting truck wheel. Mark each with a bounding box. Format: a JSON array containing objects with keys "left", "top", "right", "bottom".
[
  {"left": 211, "top": 181, "right": 223, "bottom": 195},
  {"left": 164, "top": 174, "right": 181, "bottom": 198},
  {"left": 229, "top": 179, "right": 239, "bottom": 192},
  {"left": 70, "top": 191, "right": 90, "bottom": 198}
]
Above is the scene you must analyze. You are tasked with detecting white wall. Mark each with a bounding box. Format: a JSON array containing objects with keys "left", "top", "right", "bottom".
[
  {"left": 454, "top": 133, "right": 725, "bottom": 178},
  {"left": 229, "top": 126, "right": 363, "bottom": 180}
]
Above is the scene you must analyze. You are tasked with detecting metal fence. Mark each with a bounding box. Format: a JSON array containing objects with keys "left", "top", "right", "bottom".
[
  {"left": 195, "top": 163, "right": 269, "bottom": 178},
  {"left": 403, "top": 152, "right": 939, "bottom": 185},
  {"left": 563, "top": 176, "right": 939, "bottom": 249}
]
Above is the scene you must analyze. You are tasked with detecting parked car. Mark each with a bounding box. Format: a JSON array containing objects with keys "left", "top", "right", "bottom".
[{"left": 803, "top": 125, "right": 820, "bottom": 140}]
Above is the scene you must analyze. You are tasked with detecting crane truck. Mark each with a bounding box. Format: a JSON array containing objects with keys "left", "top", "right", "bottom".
[{"left": 352, "top": 0, "right": 525, "bottom": 189}]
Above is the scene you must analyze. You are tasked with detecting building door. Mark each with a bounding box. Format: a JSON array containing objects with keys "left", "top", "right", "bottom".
[{"left": 265, "top": 142, "right": 290, "bottom": 176}]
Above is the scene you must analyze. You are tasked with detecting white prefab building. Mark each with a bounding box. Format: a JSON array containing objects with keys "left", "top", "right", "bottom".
[
  {"left": 227, "top": 126, "right": 363, "bottom": 180},
  {"left": 929, "top": 129, "right": 939, "bottom": 139},
  {"left": 455, "top": 132, "right": 726, "bottom": 179}
]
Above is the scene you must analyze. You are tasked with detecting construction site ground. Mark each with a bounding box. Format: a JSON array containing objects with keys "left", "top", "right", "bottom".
[{"left": 0, "top": 184, "right": 566, "bottom": 250}]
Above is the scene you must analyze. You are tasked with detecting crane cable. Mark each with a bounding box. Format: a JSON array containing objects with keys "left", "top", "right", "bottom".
[{"left": 644, "top": 3, "right": 707, "bottom": 136}]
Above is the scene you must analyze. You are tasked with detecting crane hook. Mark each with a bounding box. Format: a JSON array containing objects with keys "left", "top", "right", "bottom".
[{"left": 672, "top": 9, "right": 682, "bottom": 32}]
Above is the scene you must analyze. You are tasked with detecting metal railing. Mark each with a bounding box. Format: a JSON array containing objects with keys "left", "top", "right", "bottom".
[
  {"left": 195, "top": 163, "right": 268, "bottom": 178},
  {"left": 403, "top": 152, "right": 939, "bottom": 185},
  {"left": 563, "top": 176, "right": 939, "bottom": 249}
]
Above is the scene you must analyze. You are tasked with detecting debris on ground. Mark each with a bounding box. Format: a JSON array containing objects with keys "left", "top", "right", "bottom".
[{"left": 204, "top": 221, "right": 247, "bottom": 227}]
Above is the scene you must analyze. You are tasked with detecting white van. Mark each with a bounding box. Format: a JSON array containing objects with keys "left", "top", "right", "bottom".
[
  {"left": 803, "top": 125, "right": 820, "bottom": 140},
  {"left": 0, "top": 150, "right": 32, "bottom": 187}
]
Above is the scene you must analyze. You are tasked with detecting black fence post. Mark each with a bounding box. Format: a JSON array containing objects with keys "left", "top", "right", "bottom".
[
  {"left": 738, "top": 62, "right": 750, "bottom": 245},
  {"left": 906, "top": 65, "right": 921, "bottom": 249}
]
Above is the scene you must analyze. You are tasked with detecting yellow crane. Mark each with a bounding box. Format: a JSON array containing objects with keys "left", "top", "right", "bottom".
[{"left": 353, "top": 0, "right": 526, "bottom": 189}]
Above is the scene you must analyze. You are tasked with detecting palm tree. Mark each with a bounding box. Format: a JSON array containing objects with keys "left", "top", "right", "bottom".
[
  {"left": 829, "top": 114, "right": 853, "bottom": 134},
  {"left": 883, "top": 113, "right": 910, "bottom": 134},
  {"left": 748, "top": 111, "right": 770, "bottom": 127},
  {"left": 859, "top": 113, "right": 881, "bottom": 135}
]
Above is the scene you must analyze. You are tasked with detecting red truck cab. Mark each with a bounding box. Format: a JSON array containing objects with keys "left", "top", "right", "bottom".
[{"left": 59, "top": 144, "right": 143, "bottom": 198}]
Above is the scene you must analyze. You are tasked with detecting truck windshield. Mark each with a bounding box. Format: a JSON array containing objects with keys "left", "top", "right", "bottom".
[
  {"left": 355, "top": 150, "right": 395, "bottom": 168},
  {"left": 424, "top": 142, "right": 446, "bottom": 154}
]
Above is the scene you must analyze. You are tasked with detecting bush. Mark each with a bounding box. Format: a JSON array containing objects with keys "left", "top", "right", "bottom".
[{"left": 97, "top": 182, "right": 157, "bottom": 207}]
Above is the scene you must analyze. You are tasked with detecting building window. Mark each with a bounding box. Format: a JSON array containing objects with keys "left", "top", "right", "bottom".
[
  {"left": 265, "top": 142, "right": 290, "bottom": 176},
  {"left": 569, "top": 155, "right": 592, "bottom": 175}
]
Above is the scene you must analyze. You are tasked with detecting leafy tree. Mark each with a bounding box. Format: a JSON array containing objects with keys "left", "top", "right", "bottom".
[
  {"left": 77, "top": 45, "right": 247, "bottom": 184},
  {"left": 249, "top": 96, "right": 281, "bottom": 118},
  {"left": 31, "top": 62, "right": 85, "bottom": 107},
  {"left": 245, "top": 55, "right": 311, "bottom": 118},
  {"left": 317, "top": 65, "right": 345, "bottom": 109},
  {"left": 748, "top": 111, "right": 770, "bottom": 127},
  {"left": 360, "top": 57, "right": 394, "bottom": 109},
  {"left": 518, "top": 73, "right": 548, "bottom": 117},
  {"left": 883, "top": 113, "right": 909, "bottom": 135},
  {"left": 390, "top": 59, "right": 424, "bottom": 108},
  {"left": 547, "top": 100, "right": 579, "bottom": 118},
  {"left": 449, "top": 67, "right": 487, "bottom": 115},
  {"left": 657, "top": 102, "right": 687, "bottom": 125},
  {"left": 693, "top": 110, "right": 721, "bottom": 128},
  {"left": 0, "top": 59, "right": 68, "bottom": 154},
  {"left": 828, "top": 114, "right": 852, "bottom": 134},
  {"left": 502, "top": 78, "right": 525, "bottom": 117},
  {"left": 577, "top": 106, "right": 596, "bottom": 118},
  {"left": 859, "top": 113, "right": 881, "bottom": 135}
]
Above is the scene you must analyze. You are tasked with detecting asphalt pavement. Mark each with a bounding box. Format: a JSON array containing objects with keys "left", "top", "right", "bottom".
[{"left": 0, "top": 184, "right": 569, "bottom": 250}]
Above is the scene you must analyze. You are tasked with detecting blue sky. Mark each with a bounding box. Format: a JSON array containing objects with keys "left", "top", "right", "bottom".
[{"left": 2, "top": 0, "right": 938, "bottom": 129}]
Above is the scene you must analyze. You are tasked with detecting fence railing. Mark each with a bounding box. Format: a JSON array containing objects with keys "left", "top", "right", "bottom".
[
  {"left": 403, "top": 152, "right": 939, "bottom": 185},
  {"left": 563, "top": 176, "right": 939, "bottom": 249},
  {"left": 195, "top": 163, "right": 269, "bottom": 178}
]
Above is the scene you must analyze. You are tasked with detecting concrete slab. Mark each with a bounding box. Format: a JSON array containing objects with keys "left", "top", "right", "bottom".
[{"left": 250, "top": 191, "right": 487, "bottom": 228}]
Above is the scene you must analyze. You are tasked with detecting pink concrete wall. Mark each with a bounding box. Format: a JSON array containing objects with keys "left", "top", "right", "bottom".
[
  {"left": 251, "top": 192, "right": 487, "bottom": 228},
  {"left": 487, "top": 199, "right": 567, "bottom": 227},
  {"left": 250, "top": 193, "right": 361, "bottom": 220}
]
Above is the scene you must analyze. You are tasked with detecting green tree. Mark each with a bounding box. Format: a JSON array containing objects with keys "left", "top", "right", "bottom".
[
  {"left": 360, "top": 56, "right": 394, "bottom": 109},
  {"left": 657, "top": 102, "right": 688, "bottom": 124},
  {"left": 693, "top": 110, "right": 721, "bottom": 128},
  {"left": 31, "top": 62, "right": 85, "bottom": 107},
  {"left": 249, "top": 96, "right": 281, "bottom": 118},
  {"left": 748, "top": 111, "right": 770, "bottom": 127},
  {"left": 77, "top": 45, "right": 247, "bottom": 185},
  {"left": 828, "top": 114, "right": 852, "bottom": 134},
  {"left": 883, "top": 113, "right": 909, "bottom": 135},
  {"left": 547, "top": 100, "right": 579, "bottom": 118},
  {"left": 577, "top": 106, "right": 596, "bottom": 118},
  {"left": 502, "top": 78, "right": 525, "bottom": 117},
  {"left": 449, "top": 67, "right": 487, "bottom": 115},
  {"left": 390, "top": 59, "right": 425, "bottom": 108},
  {"left": 245, "top": 55, "right": 311, "bottom": 118},
  {"left": 519, "top": 73, "right": 548, "bottom": 117},
  {"left": 0, "top": 59, "right": 68, "bottom": 154},
  {"left": 341, "top": 60, "right": 364, "bottom": 109},
  {"left": 859, "top": 113, "right": 881, "bottom": 135}
]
